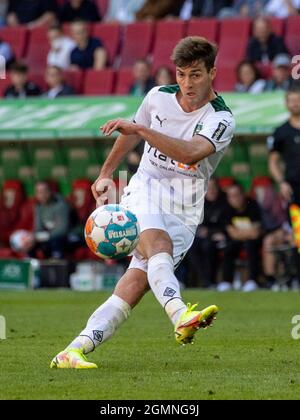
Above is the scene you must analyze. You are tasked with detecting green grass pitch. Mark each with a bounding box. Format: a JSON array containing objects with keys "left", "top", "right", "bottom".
[{"left": 0, "top": 289, "right": 300, "bottom": 400}]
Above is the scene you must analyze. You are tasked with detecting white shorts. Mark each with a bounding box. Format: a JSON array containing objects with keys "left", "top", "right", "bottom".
[{"left": 120, "top": 173, "right": 195, "bottom": 272}]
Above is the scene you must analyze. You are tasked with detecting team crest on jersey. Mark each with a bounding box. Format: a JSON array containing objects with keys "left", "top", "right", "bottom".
[
  {"left": 193, "top": 122, "right": 203, "bottom": 136},
  {"left": 93, "top": 330, "right": 103, "bottom": 342}
]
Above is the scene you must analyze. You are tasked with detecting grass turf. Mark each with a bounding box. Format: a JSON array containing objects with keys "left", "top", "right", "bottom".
[{"left": 0, "top": 289, "right": 300, "bottom": 400}]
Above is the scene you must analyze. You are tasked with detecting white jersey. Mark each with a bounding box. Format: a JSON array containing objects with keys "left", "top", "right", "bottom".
[{"left": 126, "top": 85, "right": 235, "bottom": 231}]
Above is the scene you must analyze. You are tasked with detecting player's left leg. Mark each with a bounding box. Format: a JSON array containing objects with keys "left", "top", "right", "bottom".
[{"left": 50, "top": 268, "right": 149, "bottom": 369}]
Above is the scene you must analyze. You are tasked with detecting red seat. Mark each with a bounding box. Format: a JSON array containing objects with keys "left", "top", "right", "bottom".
[
  {"left": 115, "top": 68, "right": 134, "bottom": 95},
  {"left": 214, "top": 66, "right": 236, "bottom": 92},
  {"left": 69, "top": 179, "right": 94, "bottom": 224},
  {"left": 285, "top": 15, "right": 300, "bottom": 56},
  {"left": 63, "top": 70, "right": 84, "bottom": 94},
  {"left": 269, "top": 17, "right": 285, "bottom": 37},
  {"left": 120, "top": 22, "right": 154, "bottom": 67},
  {"left": 187, "top": 18, "right": 218, "bottom": 42},
  {"left": 26, "top": 26, "right": 49, "bottom": 73},
  {"left": 83, "top": 69, "right": 115, "bottom": 95},
  {"left": 152, "top": 20, "right": 186, "bottom": 72},
  {"left": 92, "top": 23, "right": 120, "bottom": 66},
  {"left": 217, "top": 19, "right": 251, "bottom": 70},
  {"left": 0, "top": 26, "right": 28, "bottom": 58}
]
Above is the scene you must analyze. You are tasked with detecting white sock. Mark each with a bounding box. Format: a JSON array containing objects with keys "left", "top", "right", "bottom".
[
  {"left": 67, "top": 294, "right": 131, "bottom": 354},
  {"left": 147, "top": 252, "right": 186, "bottom": 325}
]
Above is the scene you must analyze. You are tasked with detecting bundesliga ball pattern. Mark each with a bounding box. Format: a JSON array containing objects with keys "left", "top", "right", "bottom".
[{"left": 85, "top": 204, "right": 140, "bottom": 259}]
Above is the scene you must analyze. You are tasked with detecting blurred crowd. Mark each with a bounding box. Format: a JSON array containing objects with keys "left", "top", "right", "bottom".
[{"left": 0, "top": 1, "right": 299, "bottom": 97}]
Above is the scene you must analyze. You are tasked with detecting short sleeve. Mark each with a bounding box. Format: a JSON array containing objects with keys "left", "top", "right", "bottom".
[
  {"left": 196, "top": 112, "right": 235, "bottom": 152},
  {"left": 267, "top": 127, "right": 284, "bottom": 154},
  {"left": 133, "top": 90, "right": 152, "bottom": 128}
]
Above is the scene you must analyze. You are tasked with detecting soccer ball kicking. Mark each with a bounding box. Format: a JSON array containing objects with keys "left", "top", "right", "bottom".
[
  {"left": 85, "top": 204, "right": 140, "bottom": 260},
  {"left": 50, "top": 35, "right": 234, "bottom": 369}
]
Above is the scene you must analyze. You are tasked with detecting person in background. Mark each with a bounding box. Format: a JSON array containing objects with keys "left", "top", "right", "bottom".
[
  {"left": 135, "top": 0, "right": 185, "bottom": 20},
  {"left": 69, "top": 20, "right": 107, "bottom": 70},
  {"left": 218, "top": 183, "right": 262, "bottom": 292},
  {"left": 4, "top": 61, "right": 41, "bottom": 98},
  {"left": 0, "top": 0, "right": 8, "bottom": 26},
  {"left": 154, "top": 66, "right": 175, "bottom": 86},
  {"left": 188, "top": 0, "right": 234, "bottom": 18},
  {"left": 47, "top": 24, "right": 76, "bottom": 70},
  {"left": 7, "top": 0, "right": 58, "bottom": 28},
  {"left": 30, "top": 181, "right": 70, "bottom": 259},
  {"left": 105, "top": 0, "right": 145, "bottom": 24},
  {"left": 187, "top": 177, "right": 228, "bottom": 288},
  {"left": 60, "top": 0, "right": 101, "bottom": 23},
  {"left": 268, "top": 86, "right": 300, "bottom": 282},
  {"left": 246, "top": 16, "right": 289, "bottom": 64},
  {"left": 235, "top": 60, "right": 266, "bottom": 93},
  {"left": 264, "top": 54, "right": 293, "bottom": 92},
  {"left": 44, "top": 65, "right": 75, "bottom": 98},
  {"left": 129, "top": 59, "right": 155, "bottom": 96},
  {"left": 264, "top": 0, "right": 300, "bottom": 18}
]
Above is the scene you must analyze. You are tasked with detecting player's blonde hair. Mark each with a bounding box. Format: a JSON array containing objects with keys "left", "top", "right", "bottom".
[{"left": 171, "top": 36, "right": 218, "bottom": 72}]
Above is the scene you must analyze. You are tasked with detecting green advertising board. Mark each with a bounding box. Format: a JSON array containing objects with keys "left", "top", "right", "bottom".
[
  {"left": 0, "top": 259, "right": 35, "bottom": 289},
  {"left": 0, "top": 92, "right": 286, "bottom": 141}
]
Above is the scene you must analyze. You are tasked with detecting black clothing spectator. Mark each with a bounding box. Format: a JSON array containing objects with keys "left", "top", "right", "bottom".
[
  {"left": 7, "top": 0, "right": 58, "bottom": 26},
  {"left": 219, "top": 184, "right": 262, "bottom": 291},
  {"left": 246, "top": 17, "right": 289, "bottom": 63},
  {"left": 70, "top": 37, "right": 104, "bottom": 69},
  {"left": 70, "top": 20, "right": 106, "bottom": 70},
  {"left": 191, "top": 0, "right": 233, "bottom": 17},
  {"left": 5, "top": 81, "right": 41, "bottom": 98},
  {"left": 60, "top": 0, "right": 101, "bottom": 23},
  {"left": 187, "top": 178, "right": 228, "bottom": 287},
  {"left": 4, "top": 62, "right": 41, "bottom": 98}
]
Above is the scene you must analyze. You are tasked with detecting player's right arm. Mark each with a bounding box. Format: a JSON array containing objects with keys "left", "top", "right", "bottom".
[
  {"left": 92, "top": 91, "right": 151, "bottom": 206},
  {"left": 91, "top": 133, "right": 141, "bottom": 206}
]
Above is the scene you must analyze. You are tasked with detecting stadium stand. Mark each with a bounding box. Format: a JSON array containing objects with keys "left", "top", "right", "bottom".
[
  {"left": 285, "top": 15, "right": 300, "bottom": 56},
  {"left": 115, "top": 67, "right": 134, "bottom": 95},
  {"left": 83, "top": 68, "right": 115, "bottom": 95},
  {"left": 0, "top": 26, "right": 28, "bottom": 59},
  {"left": 92, "top": 22, "right": 120, "bottom": 66},
  {"left": 151, "top": 20, "right": 186, "bottom": 72},
  {"left": 186, "top": 18, "right": 218, "bottom": 42},
  {"left": 26, "top": 26, "right": 49, "bottom": 74},
  {"left": 119, "top": 21, "right": 154, "bottom": 68}
]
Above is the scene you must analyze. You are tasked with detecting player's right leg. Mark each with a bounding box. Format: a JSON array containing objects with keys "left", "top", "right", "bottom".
[{"left": 50, "top": 268, "right": 149, "bottom": 369}]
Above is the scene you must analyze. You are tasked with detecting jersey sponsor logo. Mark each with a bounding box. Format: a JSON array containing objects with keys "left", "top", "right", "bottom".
[
  {"left": 212, "top": 122, "right": 227, "bottom": 141},
  {"left": 147, "top": 145, "right": 198, "bottom": 172},
  {"left": 155, "top": 114, "right": 167, "bottom": 127}
]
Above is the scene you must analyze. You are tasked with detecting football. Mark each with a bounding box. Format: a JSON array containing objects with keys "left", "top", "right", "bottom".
[
  {"left": 84, "top": 204, "right": 140, "bottom": 259},
  {"left": 9, "top": 230, "right": 34, "bottom": 253}
]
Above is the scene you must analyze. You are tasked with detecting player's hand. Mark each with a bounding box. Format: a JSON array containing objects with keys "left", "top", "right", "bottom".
[
  {"left": 91, "top": 175, "right": 113, "bottom": 207},
  {"left": 279, "top": 181, "right": 293, "bottom": 202},
  {"left": 101, "top": 119, "right": 140, "bottom": 137}
]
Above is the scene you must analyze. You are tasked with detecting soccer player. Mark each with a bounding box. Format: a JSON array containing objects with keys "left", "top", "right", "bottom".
[{"left": 51, "top": 36, "right": 235, "bottom": 369}]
